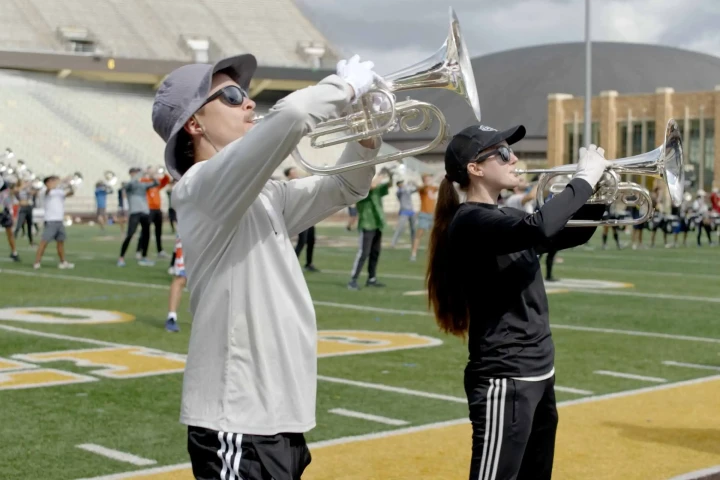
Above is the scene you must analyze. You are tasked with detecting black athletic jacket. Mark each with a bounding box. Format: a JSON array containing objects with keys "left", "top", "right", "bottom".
[{"left": 447, "top": 178, "right": 603, "bottom": 378}]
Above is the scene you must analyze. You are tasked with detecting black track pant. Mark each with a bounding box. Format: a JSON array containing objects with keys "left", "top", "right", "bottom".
[
  {"left": 121, "top": 213, "right": 150, "bottom": 258},
  {"left": 295, "top": 226, "right": 315, "bottom": 266},
  {"left": 137, "top": 209, "right": 163, "bottom": 254},
  {"left": 698, "top": 223, "right": 713, "bottom": 245},
  {"left": 187, "top": 425, "right": 311, "bottom": 480},
  {"left": 14, "top": 206, "right": 33, "bottom": 244},
  {"left": 350, "top": 229, "right": 382, "bottom": 281},
  {"left": 465, "top": 371, "right": 558, "bottom": 480}
]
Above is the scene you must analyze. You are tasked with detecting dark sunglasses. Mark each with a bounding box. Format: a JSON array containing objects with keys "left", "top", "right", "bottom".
[
  {"left": 473, "top": 145, "right": 513, "bottom": 164},
  {"left": 200, "top": 85, "right": 248, "bottom": 108}
]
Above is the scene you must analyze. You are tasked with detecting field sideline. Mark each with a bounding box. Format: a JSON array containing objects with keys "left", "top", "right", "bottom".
[{"left": 1, "top": 224, "right": 719, "bottom": 479}]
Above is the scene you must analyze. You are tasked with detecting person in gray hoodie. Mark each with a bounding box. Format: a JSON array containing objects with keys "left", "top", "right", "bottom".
[
  {"left": 117, "top": 167, "right": 158, "bottom": 266},
  {"left": 152, "top": 52, "right": 383, "bottom": 479}
]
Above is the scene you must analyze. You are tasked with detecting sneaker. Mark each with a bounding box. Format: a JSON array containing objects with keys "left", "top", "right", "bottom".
[
  {"left": 410, "top": 254, "right": 417, "bottom": 262},
  {"left": 347, "top": 280, "right": 360, "bottom": 291},
  {"left": 138, "top": 258, "right": 155, "bottom": 267},
  {"left": 10, "top": 252, "right": 19, "bottom": 262},
  {"left": 33, "top": 262, "right": 41, "bottom": 270},
  {"left": 366, "top": 278, "right": 385, "bottom": 287},
  {"left": 545, "top": 277, "right": 558, "bottom": 282},
  {"left": 157, "top": 251, "right": 169, "bottom": 259},
  {"left": 117, "top": 259, "right": 126, "bottom": 267},
  {"left": 135, "top": 252, "right": 142, "bottom": 260},
  {"left": 165, "top": 318, "right": 180, "bottom": 333},
  {"left": 58, "top": 261, "right": 75, "bottom": 269},
  {"left": 304, "top": 265, "right": 320, "bottom": 273},
  {"left": 168, "top": 266, "right": 175, "bottom": 275}
]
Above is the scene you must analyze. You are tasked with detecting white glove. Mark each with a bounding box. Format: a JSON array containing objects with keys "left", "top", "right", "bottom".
[
  {"left": 573, "top": 144, "right": 611, "bottom": 189},
  {"left": 336, "top": 55, "right": 378, "bottom": 102}
]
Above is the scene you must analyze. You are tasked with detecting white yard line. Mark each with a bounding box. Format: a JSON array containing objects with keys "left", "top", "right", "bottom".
[
  {"left": 559, "top": 265, "right": 720, "bottom": 281},
  {"left": 550, "top": 324, "right": 720, "bottom": 344},
  {"left": 667, "top": 465, "right": 720, "bottom": 480},
  {"left": 553, "top": 386, "right": 594, "bottom": 395},
  {"left": 328, "top": 408, "right": 409, "bottom": 426},
  {"left": 662, "top": 361, "right": 720, "bottom": 371},
  {"left": 0, "top": 324, "right": 132, "bottom": 348},
  {"left": 570, "top": 288, "right": 720, "bottom": 303},
  {"left": 318, "top": 375, "right": 467, "bottom": 404},
  {"left": 76, "top": 444, "right": 157, "bottom": 466},
  {"left": 593, "top": 370, "right": 667, "bottom": 383}
]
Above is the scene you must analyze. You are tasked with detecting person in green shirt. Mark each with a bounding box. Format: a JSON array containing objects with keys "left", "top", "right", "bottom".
[{"left": 348, "top": 170, "right": 392, "bottom": 290}]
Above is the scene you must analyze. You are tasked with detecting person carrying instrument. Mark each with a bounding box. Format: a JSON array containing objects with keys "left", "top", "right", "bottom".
[
  {"left": 117, "top": 168, "right": 159, "bottom": 267},
  {"left": 135, "top": 167, "right": 171, "bottom": 258},
  {"left": 693, "top": 190, "right": 713, "bottom": 246},
  {"left": 0, "top": 179, "right": 19, "bottom": 261},
  {"left": 33, "top": 176, "right": 75, "bottom": 270},
  {"left": 410, "top": 173, "right": 438, "bottom": 261},
  {"left": 151, "top": 52, "right": 382, "bottom": 479},
  {"left": 348, "top": 169, "right": 392, "bottom": 290},
  {"left": 426, "top": 124, "right": 609, "bottom": 480}
]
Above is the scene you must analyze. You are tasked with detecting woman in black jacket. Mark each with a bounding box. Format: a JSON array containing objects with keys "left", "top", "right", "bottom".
[{"left": 426, "top": 123, "right": 609, "bottom": 480}]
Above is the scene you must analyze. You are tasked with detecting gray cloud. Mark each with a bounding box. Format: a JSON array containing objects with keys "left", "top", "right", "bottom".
[{"left": 296, "top": 0, "right": 720, "bottom": 73}]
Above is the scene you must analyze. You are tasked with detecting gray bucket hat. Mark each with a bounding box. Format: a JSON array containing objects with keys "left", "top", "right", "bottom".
[{"left": 152, "top": 54, "right": 257, "bottom": 180}]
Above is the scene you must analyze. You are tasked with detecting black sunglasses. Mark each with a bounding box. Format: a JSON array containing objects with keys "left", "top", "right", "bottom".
[
  {"left": 473, "top": 145, "right": 513, "bottom": 164},
  {"left": 200, "top": 85, "right": 248, "bottom": 108}
]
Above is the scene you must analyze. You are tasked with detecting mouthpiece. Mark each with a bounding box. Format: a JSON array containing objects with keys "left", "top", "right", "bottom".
[{"left": 252, "top": 114, "right": 264, "bottom": 124}]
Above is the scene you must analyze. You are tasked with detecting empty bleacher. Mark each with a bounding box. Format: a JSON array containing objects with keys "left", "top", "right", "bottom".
[{"left": 0, "top": 0, "right": 340, "bottom": 68}]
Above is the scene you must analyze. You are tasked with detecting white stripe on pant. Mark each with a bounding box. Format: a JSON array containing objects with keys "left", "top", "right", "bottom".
[
  {"left": 478, "top": 378, "right": 507, "bottom": 480},
  {"left": 217, "top": 432, "right": 244, "bottom": 480}
]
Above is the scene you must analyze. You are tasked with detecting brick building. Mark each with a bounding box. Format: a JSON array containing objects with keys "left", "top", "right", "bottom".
[{"left": 548, "top": 88, "right": 718, "bottom": 191}]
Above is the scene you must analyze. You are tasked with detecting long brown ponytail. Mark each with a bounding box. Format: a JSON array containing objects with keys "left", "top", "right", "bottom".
[{"left": 426, "top": 177, "right": 469, "bottom": 337}]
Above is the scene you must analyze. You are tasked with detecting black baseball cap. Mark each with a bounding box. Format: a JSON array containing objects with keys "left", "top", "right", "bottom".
[{"left": 444, "top": 124, "right": 526, "bottom": 183}]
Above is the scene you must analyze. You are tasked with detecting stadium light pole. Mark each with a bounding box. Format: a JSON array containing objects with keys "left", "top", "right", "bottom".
[{"left": 584, "top": 0, "right": 592, "bottom": 148}]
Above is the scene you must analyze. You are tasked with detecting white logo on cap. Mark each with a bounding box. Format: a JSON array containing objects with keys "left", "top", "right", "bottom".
[{"left": 477, "top": 125, "right": 497, "bottom": 132}]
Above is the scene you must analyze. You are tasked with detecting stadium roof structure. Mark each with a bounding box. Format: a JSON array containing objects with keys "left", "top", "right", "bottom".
[
  {"left": 384, "top": 42, "right": 720, "bottom": 154},
  {"left": 0, "top": 0, "right": 340, "bottom": 95}
]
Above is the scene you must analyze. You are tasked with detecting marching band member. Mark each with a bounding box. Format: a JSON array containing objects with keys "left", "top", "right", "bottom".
[
  {"left": 426, "top": 124, "right": 609, "bottom": 480},
  {"left": 390, "top": 179, "right": 417, "bottom": 249},
  {"left": 693, "top": 190, "right": 713, "bottom": 246},
  {"left": 348, "top": 169, "right": 392, "bottom": 290},
  {"left": 136, "top": 167, "right": 171, "bottom": 258},
  {"left": 165, "top": 232, "right": 185, "bottom": 333},
  {"left": 410, "top": 173, "right": 438, "bottom": 261},
  {"left": 94, "top": 180, "right": 111, "bottom": 231},
  {"left": 13, "top": 180, "right": 37, "bottom": 245},
  {"left": 33, "top": 176, "right": 75, "bottom": 270},
  {"left": 0, "top": 179, "right": 19, "bottom": 261},
  {"left": 648, "top": 185, "right": 670, "bottom": 248},
  {"left": 117, "top": 168, "right": 159, "bottom": 267},
  {"left": 152, "top": 53, "right": 382, "bottom": 479},
  {"left": 601, "top": 201, "right": 623, "bottom": 250}
]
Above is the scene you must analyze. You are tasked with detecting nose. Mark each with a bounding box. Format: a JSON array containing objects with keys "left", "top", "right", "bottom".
[
  {"left": 242, "top": 97, "right": 256, "bottom": 111},
  {"left": 509, "top": 152, "right": 519, "bottom": 165}
]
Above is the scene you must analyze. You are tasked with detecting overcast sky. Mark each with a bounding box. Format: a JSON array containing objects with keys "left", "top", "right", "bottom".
[{"left": 296, "top": 0, "right": 720, "bottom": 74}]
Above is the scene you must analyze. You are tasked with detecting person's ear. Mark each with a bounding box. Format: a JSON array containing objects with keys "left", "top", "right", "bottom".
[
  {"left": 184, "top": 116, "right": 204, "bottom": 136},
  {"left": 467, "top": 162, "right": 483, "bottom": 177}
]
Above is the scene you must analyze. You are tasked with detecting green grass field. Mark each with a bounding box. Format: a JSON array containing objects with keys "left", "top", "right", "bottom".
[{"left": 1, "top": 223, "right": 719, "bottom": 479}]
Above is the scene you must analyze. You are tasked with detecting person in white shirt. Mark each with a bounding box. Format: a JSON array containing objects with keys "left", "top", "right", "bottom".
[
  {"left": 33, "top": 175, "right": 74, "bottom": 269},
  {"left": 151, "top": 53, "right": 383, "bottom": 479}
]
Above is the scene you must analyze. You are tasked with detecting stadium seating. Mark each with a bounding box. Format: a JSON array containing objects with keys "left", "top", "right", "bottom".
[{"left": 0, "top": 0, "right": 339, "bottom": 68}]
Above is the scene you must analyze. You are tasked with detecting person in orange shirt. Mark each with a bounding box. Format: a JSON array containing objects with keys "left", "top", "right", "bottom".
[
  {"left": 136, "top": 167, "right": 171, "bottom": 258},
  {"left": 410, "top": 173, "right": 439, "bottom": 261}
]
